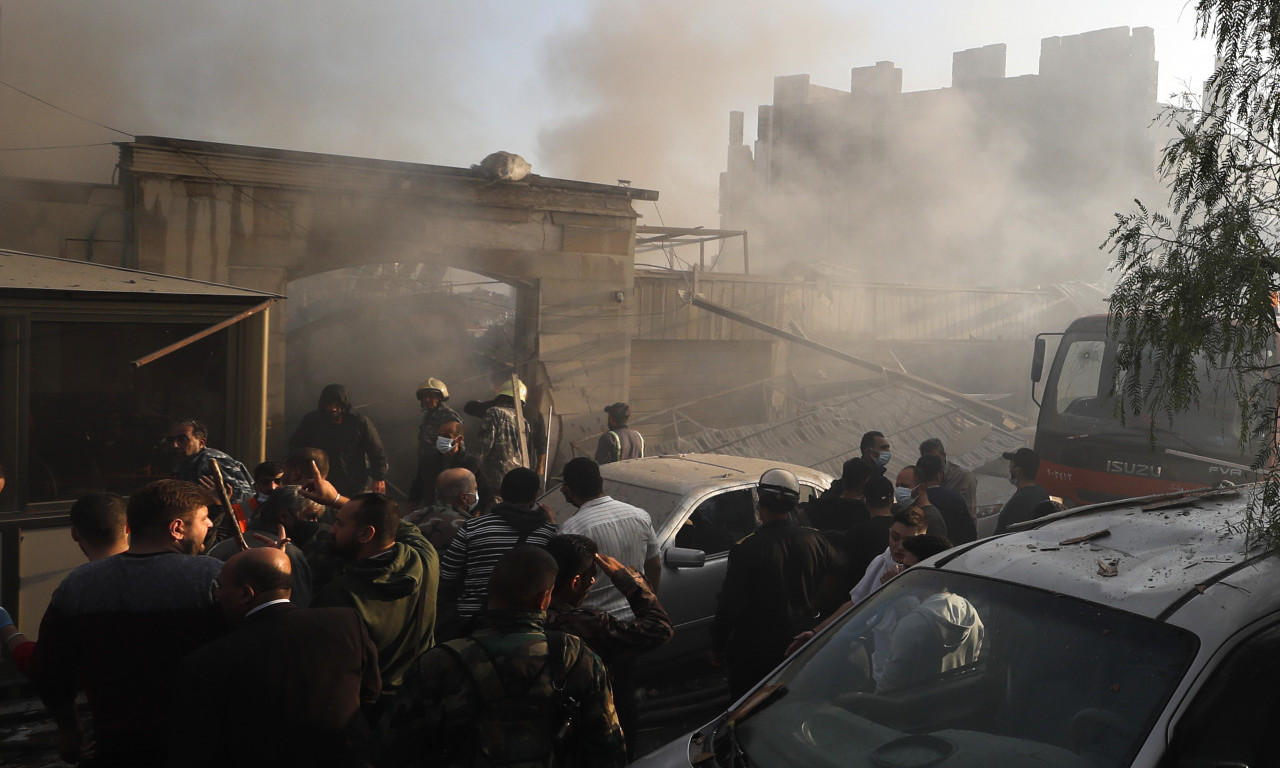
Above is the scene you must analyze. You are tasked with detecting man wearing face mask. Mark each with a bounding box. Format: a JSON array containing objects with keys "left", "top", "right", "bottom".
[
  {"left": 408, "top": 378, "right": 461, "bottom": 508},
  {"left": 861, "top": 431, "right": 893, "bottom": 475},
  {"left": 820, "top": 430, "right": 893, "bottom": 501},
  {"left": 994, "top": 448, "right": 1050, "bottom": 534},
  {"left": 405, "top": 467, "right": 481, "bottom": 552},
  {"left": 417, "top": 419, "right": 491, "bottom": 513}
]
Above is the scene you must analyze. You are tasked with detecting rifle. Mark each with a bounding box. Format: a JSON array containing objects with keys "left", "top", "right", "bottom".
[{"left": 210, "top": 460, "right": 250, "bottom": 552}]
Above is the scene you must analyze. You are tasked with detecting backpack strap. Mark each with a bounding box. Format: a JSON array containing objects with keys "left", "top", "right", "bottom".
[{"left": 441, "top": 638, "right": 508, "bottom": 703}]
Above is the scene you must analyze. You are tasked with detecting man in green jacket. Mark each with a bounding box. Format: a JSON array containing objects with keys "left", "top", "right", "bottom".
[{"left": 313, "top": 492, "right": 438, "bottom": 722}]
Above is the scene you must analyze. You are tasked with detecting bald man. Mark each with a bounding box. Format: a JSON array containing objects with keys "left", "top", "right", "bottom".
[{"left": 176, "top": 548, "right": 381, "bottom": 768}]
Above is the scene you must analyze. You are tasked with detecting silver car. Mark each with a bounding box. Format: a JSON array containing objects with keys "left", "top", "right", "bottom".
[
  {"left": 545, "top": 453, "right": 833, "bottom": 670},
  {"left": 636, "top": 485, "right": 1280, "bottom": 767}
]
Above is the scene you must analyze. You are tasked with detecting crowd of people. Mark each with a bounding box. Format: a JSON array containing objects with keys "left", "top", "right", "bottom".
[{"left": 0, "top": 379, "right": 1055, "bottom": 767}]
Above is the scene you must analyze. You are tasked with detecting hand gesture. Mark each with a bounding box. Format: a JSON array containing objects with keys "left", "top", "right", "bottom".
[
  {"left": 594, "top": 552, "right": 632, "bottom": 582},
  {"left": 880, "top": 562, "right": 903, "bottom": 585},
  {"left": 252, "top": 524, "right": 292, "bottom": 550},
  {"left": 197, "top": 474, "right": 232, "bottom": 501},
  {"left": 370, "top": 480, "right": 386, "bottom": 494},
  {"left": 298, "top": 461, "right": 342, "bottom": 507}
]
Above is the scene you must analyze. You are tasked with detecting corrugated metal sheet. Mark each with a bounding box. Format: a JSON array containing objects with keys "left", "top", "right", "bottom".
[
  {"left": 0, "top": 248, "right": 280, "bottom": 299},
  {"left": 652, "top": 382, "right": 1024, "bottom": 478}
]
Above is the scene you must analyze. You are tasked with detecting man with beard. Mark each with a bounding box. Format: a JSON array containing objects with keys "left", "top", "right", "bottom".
[
  {"left": 32, "top": 479, "right": 224, "bottom": 767},
  {"left": 312, "top": 492, "right": 438, "bottom": 721},
  {"left": 165, "top": 418, "right": 253, "bottom": 524},
  {"left": 290, "top": 384, "right": 389, "bottom": 498},
  {"left": 408, "top": 378, "right": 461, "bottom": 508}
]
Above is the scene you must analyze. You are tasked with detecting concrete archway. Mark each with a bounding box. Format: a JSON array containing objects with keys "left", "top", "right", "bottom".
[{"left": 119, "top": 136, "right": 658, "bottom": 461}]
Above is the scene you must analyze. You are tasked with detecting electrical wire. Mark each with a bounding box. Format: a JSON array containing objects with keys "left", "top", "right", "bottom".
[
  {"left": 0, "top": 78, "right": 134, "bottom": 138},
  {"left": 0, "top": 142, "right": 117, "bottom": 152}
]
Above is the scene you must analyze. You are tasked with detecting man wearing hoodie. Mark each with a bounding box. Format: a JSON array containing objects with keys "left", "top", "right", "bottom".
[
  {"left": 438, "top": 467, "right": 557, "bottom": 630},
  {"left": 290, "top": 384, "right": 389, "bottom": 498},
  {"left": 313, "top": 492, "right": 438, "bottom": 720},
  {"left": 877, "top": 575, "right": 984, "bottom": 694}
]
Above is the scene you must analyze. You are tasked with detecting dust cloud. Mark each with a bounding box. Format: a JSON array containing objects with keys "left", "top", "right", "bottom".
[{"left": 535, "top": 0, "right": 863, "bottom": 228}]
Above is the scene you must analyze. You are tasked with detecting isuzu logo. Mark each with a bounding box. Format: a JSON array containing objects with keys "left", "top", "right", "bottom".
[{"left": 1105, "top": 460, "right": 1163, "bottom": 478}]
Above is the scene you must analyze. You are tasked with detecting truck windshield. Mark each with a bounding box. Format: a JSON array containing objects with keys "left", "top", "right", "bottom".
[
  {"left": 1043, "top": 330, "right": 1250, "bottom": 462},
  {"left": 732, "top": 569, "right": 1197, "bottom": 768}
]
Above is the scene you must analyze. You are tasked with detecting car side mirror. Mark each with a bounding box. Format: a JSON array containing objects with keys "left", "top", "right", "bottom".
[
  {"left": 665, "top": 547, "right": 706, "bottom": 568},
  {"left": 1031, "top": 336, "right": 1046, "bottom": 383}
]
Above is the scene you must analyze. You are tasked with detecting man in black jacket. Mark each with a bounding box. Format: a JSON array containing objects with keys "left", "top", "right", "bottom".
[
  {"left": 710, "top": 469, "right": 837, "bottom": 697},
  {"left": 179, "top": 547, "right": 381, "bottom": 768},
  {"left": 290, "top": 384, "right": 388, "bottom": 498}
]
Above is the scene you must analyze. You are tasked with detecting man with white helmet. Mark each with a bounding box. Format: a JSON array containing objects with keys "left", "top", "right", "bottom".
[
  {"left": 408, "top": 378, "right": 461, "bottom": 508},
  {"left": 709, "top": 469, "right": 837, "bottom": 697},
  {"left": 469, "top": 376, "right": 534, "bottom": 496}
]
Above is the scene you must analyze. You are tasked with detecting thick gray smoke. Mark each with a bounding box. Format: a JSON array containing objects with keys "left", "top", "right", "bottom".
[{"left": 535, "top": 0, "right": 862, "bottom": 226}]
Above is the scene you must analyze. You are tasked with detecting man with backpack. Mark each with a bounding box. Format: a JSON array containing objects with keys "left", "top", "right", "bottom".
[{"left": 377, "top": 545, "right": 625, "bottom": 768}]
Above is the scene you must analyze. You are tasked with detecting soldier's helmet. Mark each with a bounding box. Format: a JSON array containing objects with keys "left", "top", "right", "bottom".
[
  {"left": 496, "top": 377, "right": 528, "bottom": 403},
  {"left": 416, "top": 378, "right": 450, "bottom": 401},
  {"left": 758, "top": 468, "right": 801, "bottom": 504}
]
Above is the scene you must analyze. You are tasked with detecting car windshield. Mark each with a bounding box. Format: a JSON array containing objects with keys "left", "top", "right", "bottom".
[{"left": 731, "top": 569, "right": 1198, "bottom": 768}]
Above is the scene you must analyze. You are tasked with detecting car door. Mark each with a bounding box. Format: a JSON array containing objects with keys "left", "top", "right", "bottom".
[
  {"left": 647, "top": 484, "right": 758, "bottom": 668},
  {"left": 1159, "top": 621, "right": 1280, "bottom": 767}
]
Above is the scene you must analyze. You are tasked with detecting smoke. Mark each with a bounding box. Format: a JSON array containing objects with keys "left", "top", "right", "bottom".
[
  {"left": 535, "top": 0, "right": 864, "bottom": 227},
  {"left": 0, "top": 1, "right": 531, "bottom": 181}
]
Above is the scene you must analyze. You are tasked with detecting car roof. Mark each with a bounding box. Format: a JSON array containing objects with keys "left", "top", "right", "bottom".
[
  {"left": 932, "top": 487, "right": 1270, "bottom": 621},
  {"left": 599, "top": 453, "right": 834, "bottom": 496}
]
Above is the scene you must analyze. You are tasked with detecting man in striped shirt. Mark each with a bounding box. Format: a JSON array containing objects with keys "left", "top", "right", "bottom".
[{"left": 438, "top": 467, "right": 557, "bottom": 634}]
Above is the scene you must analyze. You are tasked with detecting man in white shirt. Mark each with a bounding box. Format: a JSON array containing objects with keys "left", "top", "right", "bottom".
[
  {"left": 558, "top": 457, "right": 661, "bottom": 620},
  {"left": 848, "top": 505, "right": 929, "bottom": 605},
  {"left": 557, "top": 456, "right": 661, "bottom": 757}
]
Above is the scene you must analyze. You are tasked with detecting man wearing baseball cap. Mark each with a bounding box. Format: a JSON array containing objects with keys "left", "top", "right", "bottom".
[
  {"left": 994, "top": 448, "right": 1051, "bottom": 534},
  {"left": 595, "top": 402, "right": 644, "bottom": 465}
]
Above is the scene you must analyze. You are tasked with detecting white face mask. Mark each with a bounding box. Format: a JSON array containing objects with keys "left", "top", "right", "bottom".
[
  {"left": 876, "top": 451, "right": 892, "bottom": 468},
  {"left": 436, "top": 436, "right": 456, "bottom": 454},
  {"left": 466, "top": 493, "right": 480, "bottom": 512},
  {"left": 895, "top": 486, "right": 914, "bottom": 506}
]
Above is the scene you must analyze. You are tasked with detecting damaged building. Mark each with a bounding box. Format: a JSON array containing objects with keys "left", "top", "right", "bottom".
[{"left": 719, "top": 26, "right": 1165, "bottom": 282}]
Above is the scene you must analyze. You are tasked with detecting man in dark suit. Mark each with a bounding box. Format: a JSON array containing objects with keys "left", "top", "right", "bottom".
[{"left": 176, "top": 547, "right": 381, "bottom": 768}]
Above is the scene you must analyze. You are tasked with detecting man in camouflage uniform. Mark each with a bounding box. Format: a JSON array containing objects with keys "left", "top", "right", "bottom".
[
  {"left": 473, "top": 379, "right": 533, "bottom": 496},
  {"left": 377, "top": 545, "right": 625, "bottom": 768},
  {"left": 409, "top": 378, "right": 462, "bottom": 508},
  {"left": 544, "top": 535, "right": 674, "bottom": 760}
]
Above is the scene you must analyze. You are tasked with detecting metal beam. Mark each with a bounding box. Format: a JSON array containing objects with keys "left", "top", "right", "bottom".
[
  {"left": 688, "top": 293, "right": 1026, "bottom": 429},
  {"left": 130, "top": 299, "right": 275, "bottom": 369}
]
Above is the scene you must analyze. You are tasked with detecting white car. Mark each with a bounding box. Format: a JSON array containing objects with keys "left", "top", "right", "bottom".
[
  {"left": 635, "top": 485, "right": 1278, "bottom": 767},
  {"left": 544, "top": 453, "right": 833, "bottom": 670}
]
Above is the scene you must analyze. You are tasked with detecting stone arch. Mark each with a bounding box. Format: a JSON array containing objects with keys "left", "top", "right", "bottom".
[{"left": 119, "top": 136, "right": 657, "bottom": 462}]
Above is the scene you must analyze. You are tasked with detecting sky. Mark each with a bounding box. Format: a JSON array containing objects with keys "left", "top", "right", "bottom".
[{"left": 0, "top": 0, "right": 1215, "bottom": 228}]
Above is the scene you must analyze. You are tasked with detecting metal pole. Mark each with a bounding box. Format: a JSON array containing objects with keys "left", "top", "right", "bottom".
[{"left": 130, "top": 299, "right": 274, "bottom": 369}]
